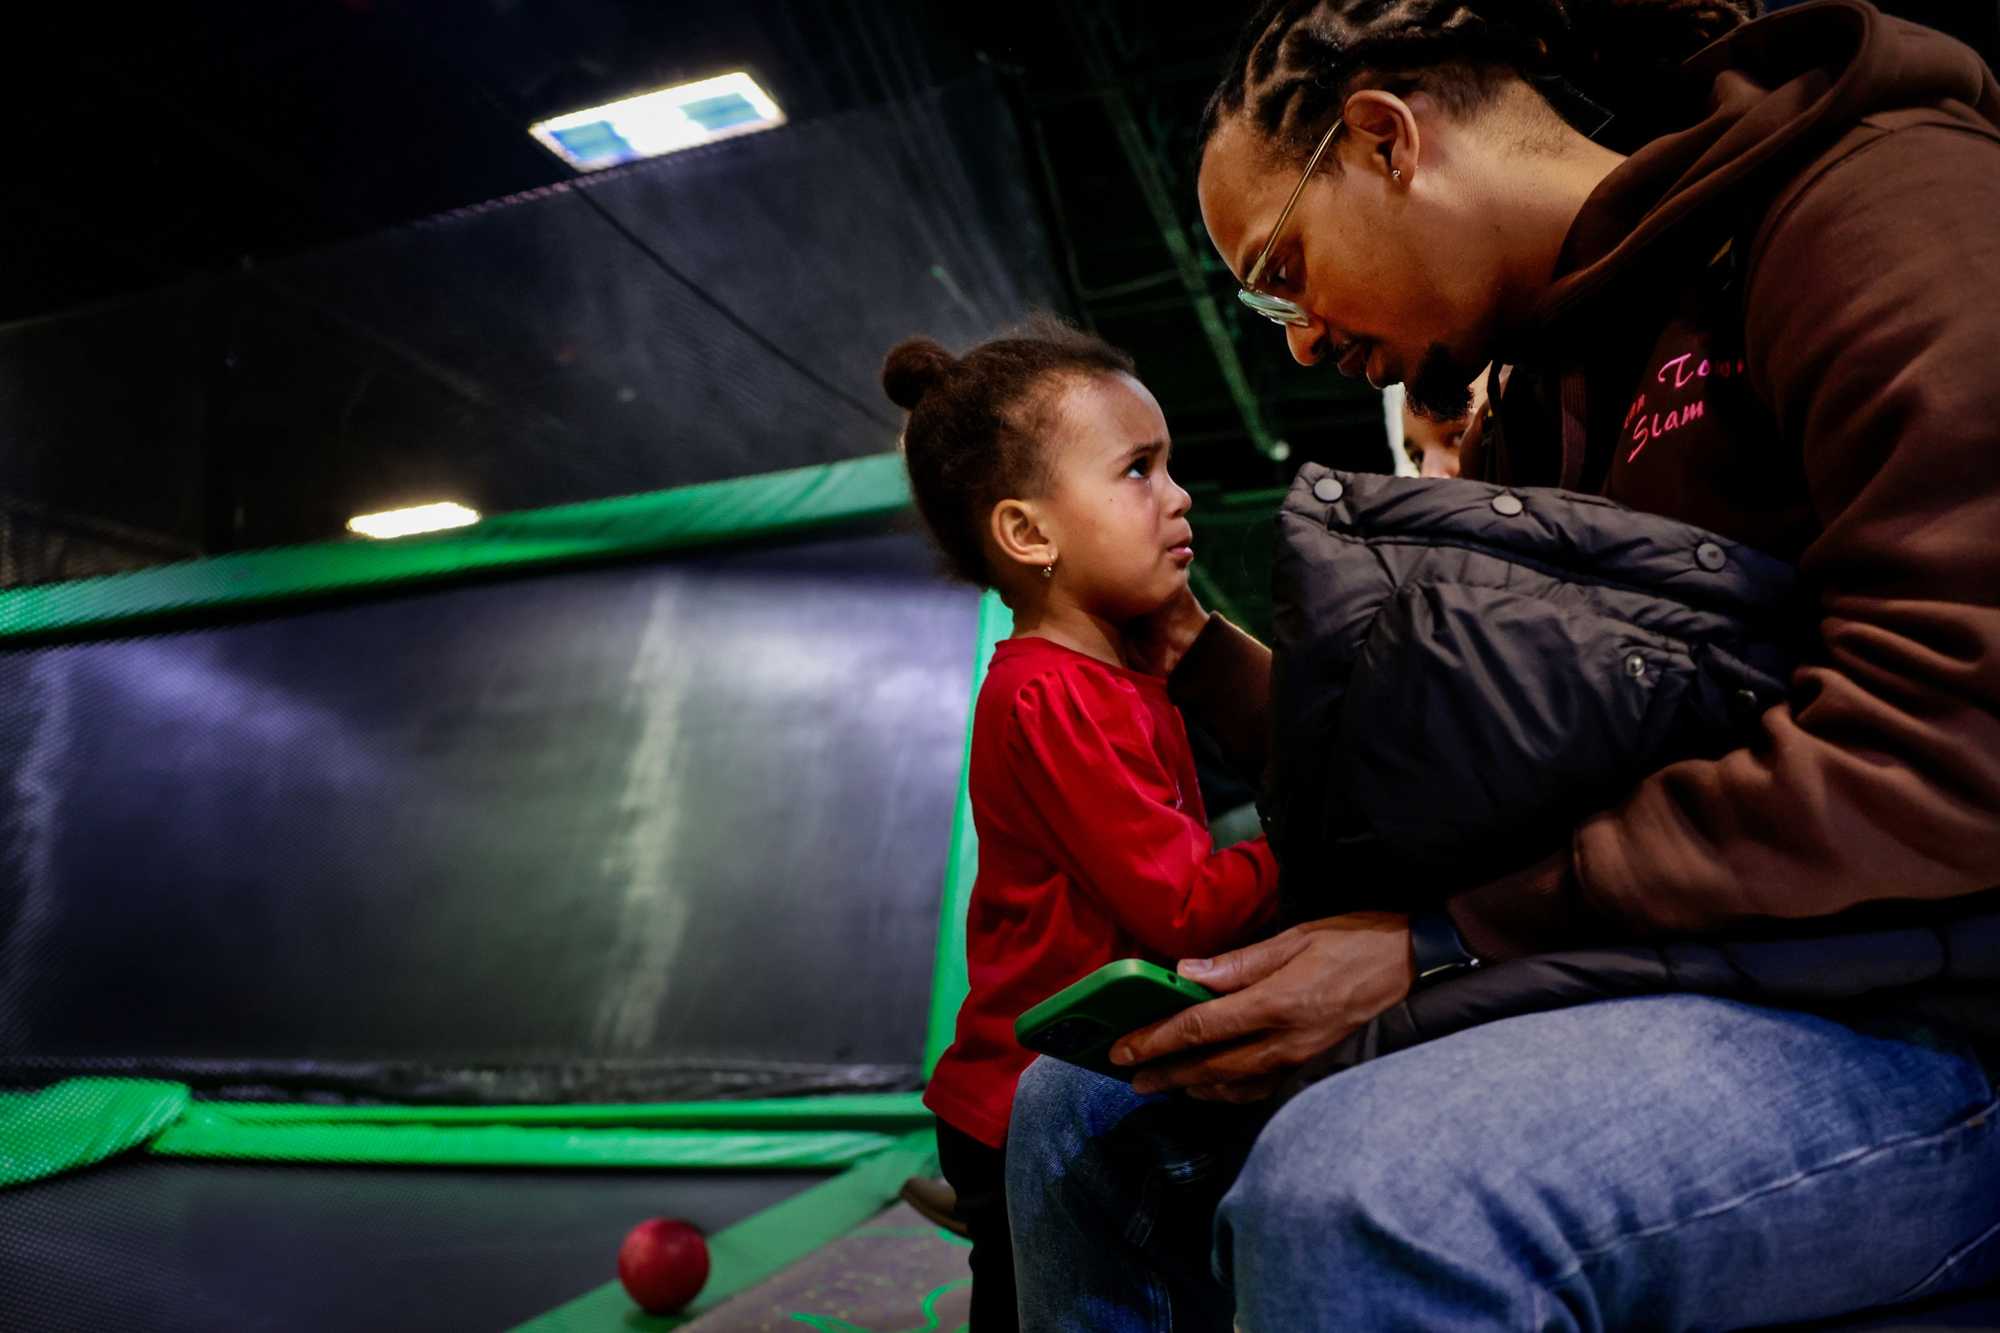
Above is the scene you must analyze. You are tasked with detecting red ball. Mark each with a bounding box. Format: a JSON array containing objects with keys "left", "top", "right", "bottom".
[{"left": 617, "top": 1217, "right": 710, "bottom": 1315}]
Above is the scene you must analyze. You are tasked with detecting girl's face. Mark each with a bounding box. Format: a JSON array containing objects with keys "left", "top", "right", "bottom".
[{"left": 1036, "top": 372, "right": 1195, "bottom": 619}]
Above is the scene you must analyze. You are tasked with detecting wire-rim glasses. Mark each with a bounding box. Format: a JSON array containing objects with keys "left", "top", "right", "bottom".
[{"left": 1235, "top": 117, "right": 1344, "bottom": 328}]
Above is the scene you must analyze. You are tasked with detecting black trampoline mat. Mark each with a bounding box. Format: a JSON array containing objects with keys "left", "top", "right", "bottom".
[{"left": 0, "top": 1158, "right": 820, "bottom": 1332}]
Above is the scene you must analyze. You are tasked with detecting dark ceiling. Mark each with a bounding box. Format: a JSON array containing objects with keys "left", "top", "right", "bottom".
[
  {"left": 0, "top": 0, "right": 1388, "bottom": 589},
  {"left": 6, "top": 0, "right": 1995, "bottom": 598},
  {"left": 3, "top": 2, "right": 975, "bottom": 318}
]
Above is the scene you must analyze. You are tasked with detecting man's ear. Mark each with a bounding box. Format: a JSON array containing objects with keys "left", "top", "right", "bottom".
[
  {"left": 1341, "top": 88, "right": 1421, "bottom": 187},
  {"left": 989, "top": 498, "right": 1056, "bottom": 576}
]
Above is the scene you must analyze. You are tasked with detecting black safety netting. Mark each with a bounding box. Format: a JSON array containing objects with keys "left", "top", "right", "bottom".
[
  {"left": 0, "top": 68, "right": 1028, "bottom": 1333},
  {"left": 0, "top": 527, "right": 978, "bottom": 1102},
  {"left": 0, "top": 70, "right": 1062, "bottom": 577}
]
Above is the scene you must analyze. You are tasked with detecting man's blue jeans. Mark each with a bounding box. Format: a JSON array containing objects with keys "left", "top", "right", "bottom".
[{"left": 1007, "top": 995, "right": 2000, "bottom": 1330}]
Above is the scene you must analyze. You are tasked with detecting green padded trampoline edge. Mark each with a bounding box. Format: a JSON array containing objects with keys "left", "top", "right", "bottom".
[
  {"left": 200, "top": 1090, "right": 932, "bottom": 1129},
  {"left": 0, "top": 1078, "right": 189, "bottom": 1188},
  {"left": 0, "top": 452, "right": 911, "bottom": 640},
  {"left": 0, "top": 1081, "right": 936, "bottom": 1186},
  {"left": 147, "top": 1116, "right": 897, "bottom": 1170},
  {"left": 921, "top": 589, "right": 1014, "bottom": 1078},
  {"left": 510, "top": 1129, "right": 939, "bottom": 1332}
]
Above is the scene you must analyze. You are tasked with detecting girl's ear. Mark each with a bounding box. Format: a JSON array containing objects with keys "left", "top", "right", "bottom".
[{"left": 989, "top": 498, "right": 1056, "bottom": 576}]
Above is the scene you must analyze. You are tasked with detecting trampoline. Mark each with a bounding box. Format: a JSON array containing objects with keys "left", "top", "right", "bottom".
[
  {"left": 0, "top": 453, "right": 1005, "bottom": 1330},
  {"left": 5, "top": 459, "right": 1993, "bottom": 1331}
]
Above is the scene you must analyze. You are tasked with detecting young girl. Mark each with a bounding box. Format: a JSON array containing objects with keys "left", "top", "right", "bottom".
[{"left": 884, "top": 320, "right": 1279, "bottom": 1329}]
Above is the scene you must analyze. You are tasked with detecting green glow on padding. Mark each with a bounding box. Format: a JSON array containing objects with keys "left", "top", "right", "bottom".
[
  {"left": 0, "top": 1079, "right": 189, "bottom": 1189},
  {"left": 201, "top": 1091, "right": 931, "bottom": 1131},
  {"left": 2, "top": 1083, "right": 938, "bottom": 1184},
  {"left": 922, "top": 589, "right": 1013, "bottom": 1077},
  {"left": 148, "top": 1113, "right": 895, "bottom": 1170},
  {"left": 0, "top": 452, "right": 911, "bottom": 642}
]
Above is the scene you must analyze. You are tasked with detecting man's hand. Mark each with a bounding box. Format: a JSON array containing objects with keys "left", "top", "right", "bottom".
[
  {"left": 1109, "top": 913, "right": 1415, "bottom": 1098},
  {"left": 1121, "top": 585, "right": 1208, "bottom": 677}
]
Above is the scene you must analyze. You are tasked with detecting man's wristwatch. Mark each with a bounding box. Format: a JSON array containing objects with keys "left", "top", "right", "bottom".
[{"left": 1410, "top": 908, "right": 1482, "bottom": 988}]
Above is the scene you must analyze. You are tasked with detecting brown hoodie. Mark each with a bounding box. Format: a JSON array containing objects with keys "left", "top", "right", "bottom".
[{"left": 1173, "top": 0, "right": 2000, "bottom": 960}]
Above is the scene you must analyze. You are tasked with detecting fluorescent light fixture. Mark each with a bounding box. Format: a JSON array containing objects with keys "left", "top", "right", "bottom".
[
  {"left": 529, "top": 72, "right": 785, "bottom": 172},
  {"left": 347, "top": 502, "right": 480, "bottom": 540}
]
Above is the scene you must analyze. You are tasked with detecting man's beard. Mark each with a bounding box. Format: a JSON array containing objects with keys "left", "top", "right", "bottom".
[{"left": 1404, "top": 342, "right": 1476, "bottom": 422}]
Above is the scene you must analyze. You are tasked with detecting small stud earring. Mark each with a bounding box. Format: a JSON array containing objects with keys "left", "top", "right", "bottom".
[{"left": 1391, "top": 168, "right": 1404, "bottom": 182}]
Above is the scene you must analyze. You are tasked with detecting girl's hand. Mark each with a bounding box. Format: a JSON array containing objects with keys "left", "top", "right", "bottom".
[
  {"left": 1122, "top": 585, "right": 1209, "bottom": 677},
  {"left": 1108, "top": 914, "right": 1415, "bottom": 1098}
]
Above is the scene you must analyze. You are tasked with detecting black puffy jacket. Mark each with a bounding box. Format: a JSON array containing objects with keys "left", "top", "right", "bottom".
[
  {"left": 1268, "top": 465, "right": 1801, "bottom": 914},
  {"left": 1264, "top": 466, "right": 2000, "bottom": 1095}
]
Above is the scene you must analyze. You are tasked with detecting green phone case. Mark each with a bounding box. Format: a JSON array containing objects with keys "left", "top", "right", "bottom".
[{"left": 1014, "top": 959, "right": 1216, "bottom": 1081}]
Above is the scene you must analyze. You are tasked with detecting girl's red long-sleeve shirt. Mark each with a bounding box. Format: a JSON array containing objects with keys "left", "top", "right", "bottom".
[{"left": 923, "top": 636, "right": 1279, "bottom": 1148}]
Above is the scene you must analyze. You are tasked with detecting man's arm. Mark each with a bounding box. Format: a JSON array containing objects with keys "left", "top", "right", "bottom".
[
  {"left": 1452, "top": 123, "right": 2000, "bottom": 960},
  {"left": 1165, "top": 614, "right": 1273, "bottom": 783},
  {"left": 1110, "top": 913, "right": 1414, "bottom": 1098}
]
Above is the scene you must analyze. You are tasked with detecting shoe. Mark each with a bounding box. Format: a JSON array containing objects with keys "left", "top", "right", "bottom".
[{"left": 899, "top": 1175, "right": 971, "bottom": 1238}]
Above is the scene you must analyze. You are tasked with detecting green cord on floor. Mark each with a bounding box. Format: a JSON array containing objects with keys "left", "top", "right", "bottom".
[{"left": 786, "top": 1276, "right": 972, "bottom": 1333}]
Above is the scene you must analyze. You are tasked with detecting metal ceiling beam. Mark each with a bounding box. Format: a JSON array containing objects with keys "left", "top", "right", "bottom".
[{"left": 1067, "top": 11, "right": 1285, "bottom": 462}]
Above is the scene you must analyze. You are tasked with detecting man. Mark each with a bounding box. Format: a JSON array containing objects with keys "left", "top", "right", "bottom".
[{"left": 1006, "top": 3, "right": 2000, "bottom": 1328}]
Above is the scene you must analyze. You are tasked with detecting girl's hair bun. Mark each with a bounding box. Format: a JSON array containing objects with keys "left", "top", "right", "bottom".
[{"left": 882, "top": 337, "right": 957, "bottom": 411}]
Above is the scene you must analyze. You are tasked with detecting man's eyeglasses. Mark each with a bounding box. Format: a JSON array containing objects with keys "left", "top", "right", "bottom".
[{"left": 1236, "top": 118, "right": 1344, "bottom": 328}]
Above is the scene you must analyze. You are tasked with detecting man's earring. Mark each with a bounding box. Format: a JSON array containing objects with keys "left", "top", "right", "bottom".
[{"left": 1391, "top": 168, "right": 1404, "bottom": 182}]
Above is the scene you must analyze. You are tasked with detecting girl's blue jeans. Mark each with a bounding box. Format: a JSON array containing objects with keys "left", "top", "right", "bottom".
[{"left": 1007, "top": 995, "right": 2000, "bottom": 1331}]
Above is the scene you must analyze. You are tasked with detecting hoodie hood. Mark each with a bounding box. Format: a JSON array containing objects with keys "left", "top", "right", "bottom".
[{"left": 1532, "top": 0, "right": 2000, "bottom": 333}]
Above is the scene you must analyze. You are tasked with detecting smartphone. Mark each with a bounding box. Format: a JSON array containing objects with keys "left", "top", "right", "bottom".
[{"left": 1014, "top": 959, "right": 1215, "bottom": 1081}]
